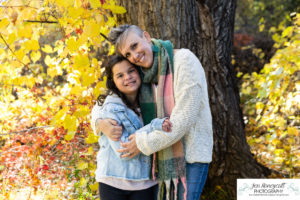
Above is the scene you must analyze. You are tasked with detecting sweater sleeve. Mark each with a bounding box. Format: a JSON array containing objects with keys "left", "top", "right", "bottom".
[
  {"left": 135, "top": 49, "right": 206, "bottom": 155},
  {"left": 135, "top": 118, "right": 166, "bottom": 134},
  {"left": 91, "top": 103, "right": 103, "bottom": 136}
]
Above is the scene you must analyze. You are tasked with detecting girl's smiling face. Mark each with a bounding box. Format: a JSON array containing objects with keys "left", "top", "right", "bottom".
[
  {"left": 112, "top": 60, "right": 141, "bottom": 100},
  {"left": 118, "top": 31, "right": 153, "bottom": 69}
]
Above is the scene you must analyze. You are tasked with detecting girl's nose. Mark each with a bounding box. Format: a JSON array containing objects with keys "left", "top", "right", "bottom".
[{"left": 124, "top": 73, "right": 132, "bottom": 80}]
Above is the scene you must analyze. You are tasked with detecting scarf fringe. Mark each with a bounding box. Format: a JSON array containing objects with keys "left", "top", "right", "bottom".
[{"left": 156, "top": 178, "right": 187, "bottom": 200}]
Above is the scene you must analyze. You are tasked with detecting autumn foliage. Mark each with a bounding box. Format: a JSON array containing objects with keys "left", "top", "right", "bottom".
[
  {"left": 0, "top": 0, "right": 126, "bottom": 199},
  {"left": 240, "top": 13, "right": 300, "bottom": 177}
]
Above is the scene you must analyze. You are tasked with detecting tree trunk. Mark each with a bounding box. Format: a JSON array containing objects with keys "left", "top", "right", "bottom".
[{"left": 115, "top": 0, "right": 271, "bottom": 199}]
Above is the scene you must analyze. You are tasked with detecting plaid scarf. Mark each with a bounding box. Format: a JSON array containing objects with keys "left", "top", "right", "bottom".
[{"left": 139, "top": 39, "right": 187, "bottom": 200}]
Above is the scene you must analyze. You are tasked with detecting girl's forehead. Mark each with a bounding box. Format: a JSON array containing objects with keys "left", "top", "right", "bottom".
[{"left": 113, "top": 60, "right": 133, "bottom": 71}]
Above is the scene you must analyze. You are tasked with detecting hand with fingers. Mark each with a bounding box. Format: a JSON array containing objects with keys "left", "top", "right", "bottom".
[
  {"left": 96, "top": 118, "right": 122, "bottom": 141},
  {"left": 162, "top": 118, "right": 172, "bottom": 132},
  {"left": 118, "top": 134, "right": 140, "bottom": 158}
]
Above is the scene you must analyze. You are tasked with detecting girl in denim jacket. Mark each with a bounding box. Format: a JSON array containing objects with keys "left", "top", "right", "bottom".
[{"left": 91, "top": 55, "right": 171, "bottom": 200}]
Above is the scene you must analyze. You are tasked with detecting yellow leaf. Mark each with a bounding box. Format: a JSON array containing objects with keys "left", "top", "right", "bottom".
[
  {"left": 14, "top": 49, "right": 25, "bottom": 61},
  {"left": 63, "top": 114, "right": 77, "bottom": 132},
  {"left": 89, "top": 182, "right": 99, "bottom": 191},
  {"left": 92, "top": 58, "right": 98, "bottom": 67},
  {"left": 55, "top": 0, "right": 74, "bottom": 8},
  {"left": 42, "top": 45, "right": 55, "bottom": 53},
  {"left": 25, "top": 76, "right": 35, "bottom": 88},
  {"left": 274, "top": 149, "right": 284, "bottom": 156},
  {"left": 93, "top": 77, "right": 107, "bottom": 97},
  {"left": 77, "top": 161, "right": 88, "bottom": 170},
  {"left": 255, "top": 102, "right": 264, "bottom": 114},
  {"left": 17, "top": 25, "right": 32, "bottom": 38},
  {"left": 44, "top": 55, "right": 55, "bottom": 66},
  {"left": 85, "top": 133, "right": 98, "bottom": 144},
  {"left": 89, "top": 0, "right": 101, "bottom": 8},
  {"left": 59, "top": 47, "right": 69, "bottom": 58},
  {"left": 83, "top": 20, "right": 100, "bottom": 38},
  {"left": 23, "top": 55, "right": 30, "bottom": 65},
  {"left": 66, "top": 37, "right": 80, "bottom": 52},
  {"left": 47, "top": 65, "right": 63, "bottom": 78},
  {"left": 74, "top": 54, "right": 90, "bottom": 68},
  {"left": 259, "top": 24, "right": 265, "bottom": 32},
  {"left": 52, "top": 107, "right": 69, "bottom": 126},
  {"left": 282, "top": 26, "right": 293, "bottom": 38},
  {"left": 24, "top": 40, "right": 40, "bottom": 51},
  {"left": 82, "top": 70, "right": 96, "bottom": 86},
  {"left": 87, "top": 146, "right": 94, "bottom": 155},
  {"left": 79, "top": 177, "right": 87, "bottom": 187},
  {"left": 112, "top": 5, "right": 126, "bottom": 14},
  {"left": 64, "top": 130, "right": 76, "bottom": 141},
  {"left": 0, "top": 18, "right": 9, "bottom": 30},
  {"left": 31, "top": 51, "right": 41, "bottom": 63},
  {"left": 68, "top": 7, "right": 84, "bottom": 18},
  {"left": 73, "top": 105, "right": 90, "bottom": 117},
  {"left": 287, "top": 127, "right": 299, "bottom": 136},
  {"left": 271, "top": 138, "right": 281, "bottom": 146},
  {"left": 7, "top": 33, "right": 16, "bottom": 45},
  {"left": 74, "top": 0, "right": 82, "bottom": 8},
  {"left": 70, "top": 85, "right": 84, "bottom": 95}
]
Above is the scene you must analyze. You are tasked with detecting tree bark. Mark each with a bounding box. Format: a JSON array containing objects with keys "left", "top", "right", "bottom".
[{"left": 115, "top": 0, "right": 271, "bottom": 199}]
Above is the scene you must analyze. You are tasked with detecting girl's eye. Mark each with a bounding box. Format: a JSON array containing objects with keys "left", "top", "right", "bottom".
[
  {"left": 129, "top": 69, "right": 135, "bottom": 73},
  {"left": 116, "top": 74, "right": 123, "bottom": 78},
  {"left": 125, "top": 53, "right": 130, "bottom": 58}
]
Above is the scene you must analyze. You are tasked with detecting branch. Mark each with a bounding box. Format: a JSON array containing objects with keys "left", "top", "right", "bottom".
[
  {"left": 0, "top": 33, "right": 27, "bottom": 67},
  {"left": 0, "top": 5, "right": 38, "bottom": 9},
  {"left": 24, "top": 20, "right": 58, "bottom": 24},
  {"left": 0, "top": 125, "right": 54, "bottom": 136}
]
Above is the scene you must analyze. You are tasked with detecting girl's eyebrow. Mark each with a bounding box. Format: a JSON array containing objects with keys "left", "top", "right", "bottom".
[
  {"left": 114, "top": 72, "right": 123, "bottom": 76},
  {"left": 128, "top": 66, "right": 135, "bottom": 70}
]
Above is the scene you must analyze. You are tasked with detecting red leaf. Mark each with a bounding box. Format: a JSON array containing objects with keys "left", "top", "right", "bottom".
[
  {"left": 57, "top": 144, "right": 63, "bottom": 150},
  {"left": 42, "top": 165, "right": 49, "bottom": 170}
]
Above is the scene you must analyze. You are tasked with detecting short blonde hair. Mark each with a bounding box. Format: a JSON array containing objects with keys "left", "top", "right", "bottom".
[{"left": 108, "top": 24, "right": 143, "bottom": 54}]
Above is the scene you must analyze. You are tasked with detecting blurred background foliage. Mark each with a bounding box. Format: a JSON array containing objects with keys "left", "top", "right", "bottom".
[
  {"left": 0, "top": 0, "right": 123, "bottom": 199},
  {"left": 235, "top": 0, "right": 300, "bottom": 178}
]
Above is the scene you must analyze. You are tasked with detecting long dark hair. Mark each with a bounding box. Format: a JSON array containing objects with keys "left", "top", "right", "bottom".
[{"left": 97, "top": 55, "right": 140, "bottom": 114}]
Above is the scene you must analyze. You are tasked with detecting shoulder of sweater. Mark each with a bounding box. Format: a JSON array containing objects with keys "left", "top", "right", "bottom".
[
  {"left": 174, "top": 48, "right": 198, "bottom": 61},
  {"left": 173, "top": 48, "right": 203, "bottom": 73},
  {"left": 173, "top": 49, "right": 201, "bottom": 69}
]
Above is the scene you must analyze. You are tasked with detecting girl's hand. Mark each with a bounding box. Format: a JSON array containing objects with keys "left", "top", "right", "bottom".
[
  {"left": 162, "top": 118, "right": 172, "bottom": 132},
  {"left": 96, "top": 118, "right": 122, "bottom": 141}
]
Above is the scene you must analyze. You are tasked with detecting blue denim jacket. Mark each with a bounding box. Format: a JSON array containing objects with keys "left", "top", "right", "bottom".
[{"left": 94, "top": 95, "right": 165, "bottom": 181}]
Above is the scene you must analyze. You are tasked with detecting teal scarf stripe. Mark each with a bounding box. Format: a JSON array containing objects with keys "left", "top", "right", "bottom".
[
  {"left": 152, "top": 39, "right": 174, "bottom": 74},
  {"left": 151, "top": 39, "right": 174, "bottom": 73},
  {"left": 139, "top": 39, "right": 174, "bottom": 125}
]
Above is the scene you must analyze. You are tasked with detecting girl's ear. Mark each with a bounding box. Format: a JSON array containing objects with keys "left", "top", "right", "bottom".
[{"left": 143, "top": 31, "right": 152, "bottom": 42}]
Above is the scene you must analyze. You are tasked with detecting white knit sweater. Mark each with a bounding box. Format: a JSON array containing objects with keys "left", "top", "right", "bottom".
[{"left": 135, "top": 49, "right": 213, "bottom": 163}]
